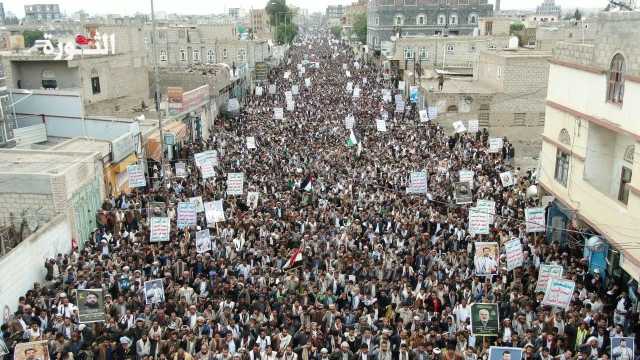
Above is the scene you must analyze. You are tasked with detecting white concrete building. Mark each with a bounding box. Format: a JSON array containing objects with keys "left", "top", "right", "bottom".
[{"left": 539, "top": 11, "right": 640, "bottom": 282}]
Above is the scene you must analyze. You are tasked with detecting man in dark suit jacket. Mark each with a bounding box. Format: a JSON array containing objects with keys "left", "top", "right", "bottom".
[
  {"left": 330, "top": 342, "right": 354, "bottom": 360},
  {"left": 355, "top": 344, "right": 375, "bottom": 360}
]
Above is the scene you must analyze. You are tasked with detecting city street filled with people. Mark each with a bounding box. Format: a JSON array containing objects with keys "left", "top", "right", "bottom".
[{"left": 1, "top": 29, "right": 637, "bottom": 360}]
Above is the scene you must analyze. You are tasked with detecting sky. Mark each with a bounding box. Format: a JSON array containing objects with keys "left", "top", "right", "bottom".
[{"left": 2, "top": 0, "right": 609, "bottom": 17}]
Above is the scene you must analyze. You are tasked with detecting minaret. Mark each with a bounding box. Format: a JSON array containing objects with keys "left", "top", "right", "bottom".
[{"left": 495, "top": 0, "right": 501, "bottom": 12}]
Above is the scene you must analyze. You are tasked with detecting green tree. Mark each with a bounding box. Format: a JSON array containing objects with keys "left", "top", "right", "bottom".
[
  {"left": 509, "top": 22, "right": 524, "bottom": 34},
  {"left": 574, "top": 9, "right": 582, "bottom": 20},
  {"left": 265, "top": 0, "right": 298, "bottom": 44},
  {"left": 353, "top": 12, "right": 367, "bottom": 44},
  {"left": 23, "top": 30, "right": 44, "bottom": 48},
  {"left": 331, "top": 25, "right": 342, "bottom": 39}
]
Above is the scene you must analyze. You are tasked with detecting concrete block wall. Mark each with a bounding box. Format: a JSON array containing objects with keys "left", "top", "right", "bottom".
[
  {"left": 0, "top": 214, "right": 71, "bottom": 321},
  {"left": 0, "top": 193, "right": 56, "bottom": 229}
]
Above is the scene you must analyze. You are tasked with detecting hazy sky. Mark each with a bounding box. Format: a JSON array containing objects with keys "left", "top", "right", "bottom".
[{"left": 3, "top": 0, "right": 608, "bottom": 17}]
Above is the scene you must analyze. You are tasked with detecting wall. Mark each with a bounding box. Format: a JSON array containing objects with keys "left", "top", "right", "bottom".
[
  {"left": 9, "top": 60, "right": 80, "bottom": 90},
  {"left": 0, "top": 214, "right": 72, "bottom": 319}
]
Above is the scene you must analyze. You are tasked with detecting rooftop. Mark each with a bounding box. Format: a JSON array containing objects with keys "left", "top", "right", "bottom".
[
  {"left": 0, "top": 149, "right": 98, "bottom": 175},
  {"left": 420, "top": 76, "right": 495, "bottom": 95},
  {"left": 481, "top": 49, "right": 552, "bottom": 58},
  {"left": 49, "top": 138, "right": 111, "bottom": 158}
]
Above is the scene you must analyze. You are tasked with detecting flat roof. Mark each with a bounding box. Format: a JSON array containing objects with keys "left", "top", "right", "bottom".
[
  {"left": 481, "top": 49, "right": 552, "bottom": 58},
  {"left": 50, "top": 138, "right": 111, "bottom": 158},
  {"left": 0, "top": 149, "right": 97, "bottom": 175},
  {"left": 420, "top": 77, "right": 495, "bottom": 95}
]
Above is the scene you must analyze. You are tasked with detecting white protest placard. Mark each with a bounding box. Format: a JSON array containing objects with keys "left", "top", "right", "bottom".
[
  {"left": 427, "top": 106, "right": 438, "bottom": 120},
  {"left": 542, "top": 278, "right": 575, "bottom": 309},
  {"left": 204, "top": 200, "right": 225, "bottom": 225},
  {"left": 285, "top": 91, "right": 293, "bottom": 101},
  {"left": 398, "top": 81, "right": 405, "bottom": 91},
  {"left": 453, "top": 121, "right": 467, "bottom": 133},
  {"left": 274, "top": 107, "right": 284, "bottom": 120},
  {"left": 200, "top": 160, "right": 216, "bottom": 179},
  {"left": 292, "top": 85, "right": 299, "bottom": 95},
  {"left": 536, "top": 264, "right": 564, "bottom": 292},
  {"left": 246, "top": 136, "right": 256, "bottom": 149},
  {"left": 284, "top": 71, "right": 290, "bottom": 79},
  {"left": 468, "top": 119, "right": 479, "bottom": 133},
  {"left": 194, "top": 150, "right": 218, "bottom": 167},
  {"left": 305, "top": 78, "right": 311, "bottom": 87},
  {"left": 342, "top": 63, "right": 348, "bottom": 70},
  {"left": 476, "top": 199, "right": 496, "bottom": 223},
  {"left": 346, "top": 82, "right": 353, "bottom": 92},
  {"left": 268, "top": 84, "right": 276, "bottom": 95},
  {"left": 353, "top": 87, "right": 361, "bottom": 98},
  {"left": 176, "top": 202, "right": 197, "bottom": 229},
  {"left": 226, "top": 173, "right": 244, "bottom": 196},
  {"left": 419, "top": 109, "right": 429, "bottom": 123},
  {"left": 406, "top": 171, "right": 428, "bottom": 194},
  {"left": 346, "top": 70, "right": 351, "bottom": 78},
  {"left": 127, "top": 164, "right": 146, "bottom": 188},
  {"left": 505, "top": 238, "right": 524, "bottom": 271},
  {"left": 247, "top": 191, "right": 260, "bottom": 209},
  {"left": 344, "top": 115, "right": 355, "bottom": 130},
  {"left": 500, "top": 171, "right": 515, "bottom": 187},
  {"left": 286, "top": 100, "right": 295, "bottom": 112},
  {"left": 188, "top": 196, "right": 204, "bottom": 213},
  {"left": 150, "top": 217, "right": 170, "bottom": 242},
  {"left": 195, "top": 229, "right": 211, "bottom": 253},
  {"left": 489, "top": 137, "right": 504, "bottom": 153},
  {"left": 395, "top": 100, "right": 405, "bottom": 113},
  {"left": 255, "top": 86, "right": 263, "bottom": 96},
  {"left": 525, "top": 207, "right": 546, "bottom": 233},
  {"left": 175, "top": 162, "right": 187, "bottom": 178},
  {"left": 362, "top": 77, "right": 368, "bottom": 84},
  {"left": 459, "top": 170, "right": 474, "bottom": 184},
  {"left": 468, "top": 207, "right": 490, "bottom": 235},
  {"left": 376, "top": 119, "right": 387, "bottom": 132},
  {"left": 382, "top": 89, "right": 392, "bottom": 103}
]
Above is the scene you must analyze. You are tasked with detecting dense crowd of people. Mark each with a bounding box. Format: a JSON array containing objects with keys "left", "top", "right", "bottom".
[{"left": 0, "top": 29, "right": 638, "bottom": 360}]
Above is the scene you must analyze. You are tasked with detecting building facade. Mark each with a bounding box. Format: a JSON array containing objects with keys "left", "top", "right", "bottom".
[
  {"left": 539, "top": 11, "right": 640, "bottom": 282},
  {"left": 24, "top": 3, "right": 62, "bottom": 23},
  {"left": 326, "top": 5, "right": 346, "bottom": 21},
  {"left": 367, "top": 0, "right": 494, "bottom": 50},
  {"left": 536, "top": 0, "right": 561, "bottom": 19}
]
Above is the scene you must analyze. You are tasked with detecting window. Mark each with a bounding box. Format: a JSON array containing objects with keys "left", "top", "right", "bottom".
[
  {"left": 91, "top": 76, "right": 101, "bottom": 95},
  {"left": 193, "top": 49, "right": 200, "bottom": 62},
  {"left": 42, "top": 79, "right": 57, "bottom": 89},
  {"left": 404, "top": 0, "right": 417, "bottom": 4},
  {"left": 395, "top": 15, "right": 404, "bottom": 26},
  {"left": 488, "top": 42, "right": 496, "bottom": 49},
  {"left": 404, "top": 47, "right": 414, "bottom": 60},
  {"left": 207, "top": 49, "right": 216, "bottom": 63},
  {"left": 618, "top": 167, "right": 632, "bottom": 205},
  {"left": 417, "top": 14, "right": 426, "bottom": 25},
  {"left": 624, "top": 145, "right": 634, "bottom": 164},
  {"left": 179, "top": 49, "right": 186, "bottom": 62},
  {"left": 446, "top": 44, "right": 454, "bottom": 53},
  {"left": 419, "top": 48, "right": 428, "bottom": 60},
  {"left": 223, "top": 48, "right": 228, "bottom": 59},
  {"left": 559, "top": 128, "right": 571, "bottom": 145},
  {"left": 607, "top": 53, "right": 625, "bottom": 104},
  {"left": 447, "top": 105, "right": 458, "bottom": 113},
  {"left": 450, "top": 14, "right": 458, "bottom": 25},
  {"left": 458, "top": 0, "right": 470, "bottom": 4},
  {"left": 469, "top": 44, "right": 476, "bottom": 52},
  {"left": 497, "top": 66, "right": 502, "bottom": 80},
  {"left": 438, "top": 14, "right": 446, "bottom": 25},
  {"left": 554, "top": 150, "right": 570, "bottom": 187},
  {"left": 469, "top": 14, "right": 478, "bottom": 23},
  {"left": 375, "top": 16, "right": 380, "bottom": 25},
  {"left": 238, "top": 48, "right": 247, "bottom": 62},
  {"left": 485, "top": 21, "right": 493, "bottom": 35},
  {"left": 160, "top": 50, "right": 168, "bottom": 62}
]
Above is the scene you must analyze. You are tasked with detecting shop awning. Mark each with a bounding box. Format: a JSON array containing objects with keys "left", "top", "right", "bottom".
[{"left": 146, "top": 121, "right": 188, "bottom": 162}]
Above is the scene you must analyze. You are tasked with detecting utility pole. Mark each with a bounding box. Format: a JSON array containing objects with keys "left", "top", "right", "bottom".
[{"left": 150, "top": 0, "right": 164, "bottom": 165}]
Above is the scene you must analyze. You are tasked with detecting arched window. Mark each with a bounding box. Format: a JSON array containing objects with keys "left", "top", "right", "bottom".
[
  {"left": 559, "top": 128, "right": 571, "bottom": 145},
  {"left": 179, "top": 49, "right": 186, "bottom": 62},
  {"left": 417, "top": 14, "right": 426, "bottom": 25},
  {"left": 395, "top": 14, "right": 404, "bottom": 26},
  {"left": 193, "top": 49, "right": 200, "bottom": 63},
  {"left": 159, "top": 49, "right": 167, "bottom": 62},
  {"left": 449, "top": 14, "right": 458, "bottom": 25},
  {"left": 607, "top": 53, "right": 625, "bottom": 104},
  {"left": 468, "top": 13, "right": 478, "bottom": 23},
  {"left": 438, "top": 14, "right": 446, "bottom": 25},
  {"left": 207, "top": 49, "right": 215, "bottom": 63}
]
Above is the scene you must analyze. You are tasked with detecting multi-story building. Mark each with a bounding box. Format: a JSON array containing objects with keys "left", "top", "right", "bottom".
[
  {"left": 24, "top": 3, "right": 62, "bottom": 23},
  {"left": 421, "top": 48, "right": 551, "bottom": 168},
  {"left": 0, "top": 3, "right": 5, "bottom": 25},
  {"left": 250, "top": 8, "right": 272, "bottom": 40},
  {"left": 536, "top": 0, "right": 561, "bottom": 20},
  {"left": 228, "top": 8, "right": 240, "bottom": 19},
  {"left": 367, "top": 0, "right": 494, "bottom": 51},
  {"left": 539, "top": 11, "right": 640, "bottom": 282},
  {"left": 326, "top": 5, "right": 346, "bottom": 21}
]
